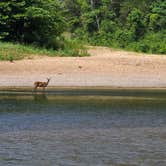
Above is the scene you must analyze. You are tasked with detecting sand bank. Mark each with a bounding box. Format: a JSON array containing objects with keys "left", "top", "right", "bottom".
[{"left": 0, "top": 47, "right": 166, "bottom": 88}]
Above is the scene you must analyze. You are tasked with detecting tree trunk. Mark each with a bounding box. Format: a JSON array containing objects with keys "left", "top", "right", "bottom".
[{"left": 90, "top": 0, "right": 100, "bottom": 31}]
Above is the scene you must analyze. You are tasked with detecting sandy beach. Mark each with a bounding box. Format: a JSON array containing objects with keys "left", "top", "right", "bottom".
[{"left": 0, "top": 46, "right": 166, "bottom": 88}]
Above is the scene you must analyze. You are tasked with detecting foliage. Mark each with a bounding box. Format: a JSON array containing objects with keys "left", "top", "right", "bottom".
[
  {"left": 129, "top": 31, "right": 166, "bottom": 54},
  {"left": 149, "top": 0, "right": 166, "bottom": 31},
  {"left": 0, "top": 41, "right": 89, "bottom": 60},
  {"left": 0, "top": 0, "right": 66, "bottom": 49},
  {"left": 56, "top": 39, "right": 89, "bottom": 57},
  {"left": 63, "top": 0, "right": 165, "bottom": 54},
  {"left": 0, "top": 0, "right": 165, "bottom": 55}
]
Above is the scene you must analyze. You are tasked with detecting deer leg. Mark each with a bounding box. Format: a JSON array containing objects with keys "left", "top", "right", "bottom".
[{"left": 33, "top": 86, "right": 37, "bottom": 92}]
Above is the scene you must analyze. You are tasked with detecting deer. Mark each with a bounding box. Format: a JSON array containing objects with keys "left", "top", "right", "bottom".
[{"left": 33, "top": 78, "right": 51, "bottom": 91}]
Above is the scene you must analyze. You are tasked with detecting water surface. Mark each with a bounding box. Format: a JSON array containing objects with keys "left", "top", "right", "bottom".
[{"left": 0, "top": 90, "right": 166, "bottom": 166}]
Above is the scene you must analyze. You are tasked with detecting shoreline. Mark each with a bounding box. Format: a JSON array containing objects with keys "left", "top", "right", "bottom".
[
  {"left": 1, "top": 86, "right": 166, "bottom": 94},
  {"left": 1, "top": 86, "right": 166, "bottom": 99},
  {"left": 0, "top": 47, "right": 166, "bottom": 88}
]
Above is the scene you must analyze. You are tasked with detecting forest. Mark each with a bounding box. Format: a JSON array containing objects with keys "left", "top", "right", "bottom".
[{"left": 0, "top": 0, "right": 165, "bottom": 56}]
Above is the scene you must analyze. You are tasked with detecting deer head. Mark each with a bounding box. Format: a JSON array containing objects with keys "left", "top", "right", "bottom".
[
  {"left": 47, "top": 78, "right": 51, "bottom": 81},
  {"left": 47, "top": 78, "right": 51, "bottom": 83}
]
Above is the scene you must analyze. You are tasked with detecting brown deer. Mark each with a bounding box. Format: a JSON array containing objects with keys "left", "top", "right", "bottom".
[{"left": 33, "top": 78, "right": 51, "bottom": 91}]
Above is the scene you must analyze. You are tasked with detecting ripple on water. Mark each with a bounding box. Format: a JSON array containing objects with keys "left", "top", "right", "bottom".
[{"left": 0, "top": 92, "right": 166, "bottom": 166}]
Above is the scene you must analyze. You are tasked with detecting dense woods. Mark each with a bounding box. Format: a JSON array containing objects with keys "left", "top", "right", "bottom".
[{"left": 0, "top": 0, "right": 165, "bottom": 54}]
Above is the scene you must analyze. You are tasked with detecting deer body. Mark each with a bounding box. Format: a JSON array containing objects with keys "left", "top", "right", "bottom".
[{"left": 34, "top": 78, "right": 50, "bottom": 91}]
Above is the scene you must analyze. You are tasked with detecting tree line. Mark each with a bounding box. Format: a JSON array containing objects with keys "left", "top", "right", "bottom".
[{"left": 0, "top": 0, "right": 165, "bottom": 54}]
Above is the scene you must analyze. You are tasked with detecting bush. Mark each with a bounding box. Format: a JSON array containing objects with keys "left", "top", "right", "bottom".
[
  {"left": 0, "top": 0, "right": 66, "bottom": 49},
  {"left": 0, "top": 40, "right": 89, "bottom": 61},
  {"left": 114, "top": 29, "right": 135, "bottom": 48},
  {"left": 127, "top": 31, "right": 166, "bottom": 54},
  {"left": 128, "top": 42, "right": 150, "bottom": 53},
  {"left": 88, "top": 32, "right": 113, "bottom": 46},
  {"left": 59, "top": 39, "right": 89, "bottom": 57}
]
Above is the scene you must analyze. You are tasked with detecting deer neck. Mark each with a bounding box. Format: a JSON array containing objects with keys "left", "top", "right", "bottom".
[{"left": 46, "top": 79, "right": 50, "bottom": 85}]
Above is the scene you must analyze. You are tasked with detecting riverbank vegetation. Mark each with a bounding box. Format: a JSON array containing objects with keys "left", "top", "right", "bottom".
[
  {"left": 0, "top": 0, "right": 165, "bottom": 59},
  {"left": 65, "top": 0, "right": 165, "bottom": 54},
  {"left": 0, "top": 40, "right": 89, "bottom": 61}
]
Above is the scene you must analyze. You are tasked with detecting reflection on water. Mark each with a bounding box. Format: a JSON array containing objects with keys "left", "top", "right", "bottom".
[
  {"left": 0, "top": 90, "right": 166, "bottom": 166},
  {"left": 33, "top": 93, "right": 48, "bottom": 102}
]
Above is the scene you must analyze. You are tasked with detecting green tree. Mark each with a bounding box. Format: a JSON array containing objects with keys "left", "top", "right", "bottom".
[
  {"left": 126, "top": 8, "right": 145, "bottom": 39},
  {"left": 149, "top": 0, "right": 166, "bottom": 31},
  {"left": 0, "top": 0, "right": 165, "bottom": 54},
  {"left": 0, "top": 0, "right": 66, "bottom": 49},
  {"left": 25, "top": 0, "right": 66, "bottom": 48},
  {"left": 0, "top": 0, "right": 26, "bottom": 40},
  {"left": 119, "top": 0, "right": 154, "bottom": 23}
]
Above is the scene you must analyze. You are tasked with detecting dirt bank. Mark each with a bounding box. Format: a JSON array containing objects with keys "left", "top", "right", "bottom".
[{"left": 0, "top": 47, "right": 166, "bottom": 87}]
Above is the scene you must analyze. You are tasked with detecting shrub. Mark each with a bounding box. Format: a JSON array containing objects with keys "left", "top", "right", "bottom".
[
  {"left": 114, "top": 29, "right": 135, "bottom": 48},
  {"left": 59, "top": 39, "right": 89, "bottom": 57},
  {"left": 127, "top": 31, "right": 166, "bottom": 54}
]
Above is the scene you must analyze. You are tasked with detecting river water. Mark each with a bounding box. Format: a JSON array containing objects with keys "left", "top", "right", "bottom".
[{"left": 0, "top": 89, "right": 166, "bottom": 166}]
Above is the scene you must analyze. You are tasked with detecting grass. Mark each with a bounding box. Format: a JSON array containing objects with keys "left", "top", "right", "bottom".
[{"left": 0, "top": 41, "right": 89, "bottom": 61}]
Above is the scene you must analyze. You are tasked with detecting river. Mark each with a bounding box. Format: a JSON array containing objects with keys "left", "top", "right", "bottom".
[{"left": 0, "top": 89, "right": 166, "bottom": 166}]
